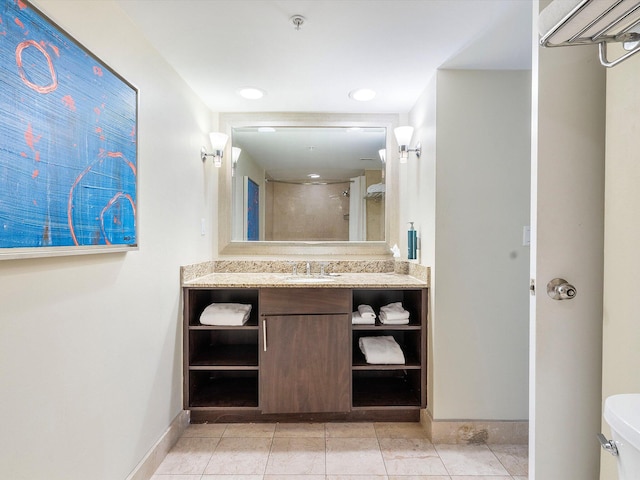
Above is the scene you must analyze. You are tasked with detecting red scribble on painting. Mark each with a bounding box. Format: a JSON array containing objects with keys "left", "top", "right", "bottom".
[
  {"left": 93, "top": 66, "right": 103, "bottom": 77},
  {"left": 48, "top": 43, "right": 59, "bottom": 57},
  {"left": 95, "top": 127, "right": 102, "bottom": 134},
  {"left": 32, "top": 169, "right": 39, "bottom": 179},
  {"left": 20, "top": 152, "right": 27, "bottom": 157},
  {"left": 67, "top": 151, "right": 137, "bottom": 246},
  {"left": 14, "top": 17, "right": 24, "bottom": 29},
  {"left": 24, "top": 123, "right": 41, "bottom": 150},
  {"left": 93, "top": 107, "right": 101, "bottom": 116},
  {"left": 62, "top": 95, "right": 76, "bottom": 111},
  {"left": 35, "top": 151, "right": 40, "bottom": 161},
  {"left": 15, "top": 40, "right": 58, "bottom": 93},
  {"left": 17, "top": 0, "right": 27, "bottom": 10},
  {"left": 100, "top": 194, "right": 134, "bottom": 245}
]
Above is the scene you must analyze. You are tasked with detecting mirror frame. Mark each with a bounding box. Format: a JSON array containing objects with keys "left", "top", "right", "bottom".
[{"left": 217, "top": 112, "right": 399, "bottom": 257}]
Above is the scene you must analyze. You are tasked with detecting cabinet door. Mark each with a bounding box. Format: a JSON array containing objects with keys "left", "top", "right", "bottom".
[{"left": 261, "top": 314, "right": 350, "bottom": 414}]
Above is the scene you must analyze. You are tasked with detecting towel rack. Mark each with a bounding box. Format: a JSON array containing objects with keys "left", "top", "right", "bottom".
[{"left": 539, "top": 0, "right": 640, "bottom": 67}]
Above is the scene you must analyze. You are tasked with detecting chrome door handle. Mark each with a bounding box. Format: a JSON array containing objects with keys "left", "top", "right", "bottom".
[
  {"left": 263, "top": 319, "right": 267, "bottom": 352},
  {"left": 547, "top": 278, "right": 577, "bottom": 300}
]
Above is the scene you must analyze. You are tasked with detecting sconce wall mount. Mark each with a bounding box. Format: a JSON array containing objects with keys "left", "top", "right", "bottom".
[
  {"left": 201, "top": 132, "right": 229, "bottom": 168},
  {"left": 394, "top": 126, "right": 421, "bottom": 163}
]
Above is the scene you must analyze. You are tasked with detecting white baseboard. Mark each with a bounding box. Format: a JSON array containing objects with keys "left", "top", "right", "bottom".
[
  {"left": 421, "top": 409, "right": 528, "bottom": 444},
  {"left": 125, "top": 410, "right": 190, "bottom": 480}
]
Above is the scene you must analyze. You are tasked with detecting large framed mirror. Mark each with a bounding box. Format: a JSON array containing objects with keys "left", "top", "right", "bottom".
[{"left": 217, "top": 113, "right": 399, "bottom": 256}]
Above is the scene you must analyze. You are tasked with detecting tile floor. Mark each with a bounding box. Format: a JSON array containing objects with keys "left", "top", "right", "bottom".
[{"left": 151, "top": 422, "right": 528, "bottom": 479}]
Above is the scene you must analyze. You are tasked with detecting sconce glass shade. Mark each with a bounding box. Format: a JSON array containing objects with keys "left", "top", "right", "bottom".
[
  {"left": 394, "top": 126, "right": 414, "bottom": 146},
  {"left": 378, "top": 148, "right": 386, "bottom": 163},
  {"left": 209, "top": 132, "right": 229, "bottom": 150},
  {"left": 232, "top": 147, "right": 242, "bottom": 164}
]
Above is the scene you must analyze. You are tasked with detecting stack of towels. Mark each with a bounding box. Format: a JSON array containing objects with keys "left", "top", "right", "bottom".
[
  {"left": 352, "top": 304, "right": 376, "bottom": 325},
  {"left": 358, "top": 336, "right": 405, "bottom": 364},
  {"left": 379, "top": 302, "right": 410, "bottom": 325},
  {"left": 199, "top": 303, "right": 252, "bottom": 326}
]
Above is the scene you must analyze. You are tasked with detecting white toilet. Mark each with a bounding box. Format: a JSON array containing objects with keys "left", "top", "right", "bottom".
[{"left": 603, "top": 394, "right": 640, "bottom": 480}]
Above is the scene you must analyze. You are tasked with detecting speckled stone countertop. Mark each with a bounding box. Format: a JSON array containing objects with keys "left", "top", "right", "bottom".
[{"left": 181, "top": 260, "right": 429, "bottom": 288}]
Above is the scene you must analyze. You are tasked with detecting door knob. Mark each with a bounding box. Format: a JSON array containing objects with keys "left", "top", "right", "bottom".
[{"left": 547, "top": 278, "right": 577, "bottom": 300}]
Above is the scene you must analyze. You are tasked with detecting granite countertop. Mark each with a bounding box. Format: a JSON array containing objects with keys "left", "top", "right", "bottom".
[{"left": 183, "top": 271, "right": 428, "bottom": 288}]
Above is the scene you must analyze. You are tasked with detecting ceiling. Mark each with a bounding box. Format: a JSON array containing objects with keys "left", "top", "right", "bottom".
[{"left": 115, "top": 0, "right": 533, "bottom": 114}]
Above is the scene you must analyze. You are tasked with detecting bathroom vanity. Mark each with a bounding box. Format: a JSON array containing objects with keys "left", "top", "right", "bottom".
[{"left": 182, "top": 265, "right": 428, "bottom": 423}]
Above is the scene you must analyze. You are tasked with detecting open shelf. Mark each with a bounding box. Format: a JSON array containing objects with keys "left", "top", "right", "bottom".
[
  {"left": 190, "top": 344, "right": 258, "bottom": 368},
  {"left": 189, "top": 371, "right": 258, "bottom": 408},
  {"left": 352, "top": 347, "right": 421, "bottom": 370},
  {"left": 352, "top": 370, "right": 421, "bottom": 407},
  {"left": 185, "top": 288, "right": 259, "bottom": 327}
]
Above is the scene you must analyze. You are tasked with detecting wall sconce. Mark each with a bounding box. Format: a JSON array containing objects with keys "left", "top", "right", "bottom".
[
  {"left": 232, "top": 146, "right": 242, "bottom": 165},
  {"left": 201, "top": 132, "right": 229, "bottom": 168},
  {"left": 393, "top": 126, "right": 421, "bottom": 163},
  {"left": 231, "top": 147, "right": 241, "bottom": 177}
]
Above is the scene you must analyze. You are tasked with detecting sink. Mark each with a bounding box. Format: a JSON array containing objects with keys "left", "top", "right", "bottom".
[{"left": 282, "top": 276, "right": 336, "bottom": 283}]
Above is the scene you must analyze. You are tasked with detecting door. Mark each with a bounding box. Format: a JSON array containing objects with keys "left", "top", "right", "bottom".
[
  {"left": 531, "top": 1, "right": 606, "bottom": 478},
  {"left": 261, "top": 314, "right": 351, "bottom": 414}
]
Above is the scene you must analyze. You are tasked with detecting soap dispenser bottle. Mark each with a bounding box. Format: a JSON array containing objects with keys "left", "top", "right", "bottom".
[{"left": 408, "top": 222, "right": 417, "bottom": 260}]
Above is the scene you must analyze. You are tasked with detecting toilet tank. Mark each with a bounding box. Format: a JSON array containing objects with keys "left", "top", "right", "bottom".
[{"left": 604, "top": 394, "right": 640, "bottom": 480}]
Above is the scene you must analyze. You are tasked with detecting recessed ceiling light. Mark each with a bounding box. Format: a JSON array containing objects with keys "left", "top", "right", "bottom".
[
  {"left": 347, "top": 127, "right": 363, "bottom": 133},
  {"left": 308, "top": 173, "right": 320, "bottom": 178},
  {"left": 349, "top": 88, "right": 376, "bottom": 102},
  {"left": 237, "top": 87, "right": 266, "bottom": 100},
  {"left": 258, "top": 127, "right": 276, "bottom": 133}
]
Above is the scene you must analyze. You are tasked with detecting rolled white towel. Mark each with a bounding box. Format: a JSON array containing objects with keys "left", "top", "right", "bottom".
[
  {"left": 357, "top": 304, "right": 376, "bottom": 320},
  {"left": 199, "top": 303, "right": 252, "bottom": 326},
  {"left": 358, "top": 336, "right": 405, "bottom": 365},
  {"left": 379, "top": 302, "right": 410, "bottom": 323},
  {"left": 352, "top": 311, "right": 375, "bottom": 325}
]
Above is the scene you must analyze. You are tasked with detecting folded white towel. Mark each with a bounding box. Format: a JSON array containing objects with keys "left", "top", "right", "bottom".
[
  {"left": 352, "top": 311, "right": 375, "bottom": 325},
  {"left": 357, "top": 304, "right": 376, "bottom": 320},
  {"left": 379, "top": 313, "right": 410, "bottom": 325},
  {"left": 358, "top": 336, "right": 405, "bottom": 365},
  {"left": 199, "top": 303, "right": 252, "bottom": 326},
  {"left": 379, "top": 302, "right": 410, "bottom": 324},
  {"left": 366, "top": 183, "right": 385, "bottom": 194}
]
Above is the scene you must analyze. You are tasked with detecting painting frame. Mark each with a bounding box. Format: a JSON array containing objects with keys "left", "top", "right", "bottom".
[{"left": 0, "top": 0, "right": 139, "bottom": 260}]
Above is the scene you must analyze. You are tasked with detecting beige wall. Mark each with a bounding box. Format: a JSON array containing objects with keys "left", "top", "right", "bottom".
[
  {"left": 266, "top": 182, "right": 350, "bottom": 241},
  {"left": 407, "top": 70, "right": 531, "bottom": 420},
  {"left": 601, "top": 53, "right": 640, "bottom": 480},
  {"left": 0, "top": 1, "right": 214, "bottom": 479},
  {"left": 365, "top": 170, "right": 385, "bottom": 241}
]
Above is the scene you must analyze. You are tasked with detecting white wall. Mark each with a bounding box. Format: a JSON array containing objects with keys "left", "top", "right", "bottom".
[
  {"left": 0, "top": 1, "right": 215, "bottom": 479},
  {"left": 600, "top": 53, "right": 640, "bottom": 480},
  {"left": 408, "top": 70, "right": 531, "bottom": 420}
]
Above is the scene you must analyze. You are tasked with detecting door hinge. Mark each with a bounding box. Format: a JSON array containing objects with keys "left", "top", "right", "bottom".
[{"left": 530, "top": 279, "right": 536, "bottom": 295}]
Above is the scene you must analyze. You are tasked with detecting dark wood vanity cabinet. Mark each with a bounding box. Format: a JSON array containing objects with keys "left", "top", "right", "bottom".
[
  {"left": 183, "top": 284, "right": 427, "bottom": 422},
  {"left": 260, "top": 289, "right": 351, "bottom": 414}
]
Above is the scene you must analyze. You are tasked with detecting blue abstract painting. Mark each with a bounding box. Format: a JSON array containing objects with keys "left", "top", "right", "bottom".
[
  {"left": 247, "top": 178, "right": 259, "bottom": 241},
  {"left": 0, "top": 0, "right": 137, "bottom": 254}
]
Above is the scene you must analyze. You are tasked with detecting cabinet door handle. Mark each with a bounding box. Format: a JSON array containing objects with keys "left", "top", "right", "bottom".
[{"left": 263, "top": 319, "right": 267, "bottom": 352}]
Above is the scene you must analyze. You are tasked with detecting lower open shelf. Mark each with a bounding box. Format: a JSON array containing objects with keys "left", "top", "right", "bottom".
[
  {"left": 352, "top": 370, "right": 421, "bottom": 408},
  {"left": 189, "top": 371, "right": 258, "bottom": 408}
]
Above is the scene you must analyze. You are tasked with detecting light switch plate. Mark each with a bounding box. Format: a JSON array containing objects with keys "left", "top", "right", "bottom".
[{"left": 523, "top": 226, "right": 531, "bottom": 247}]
